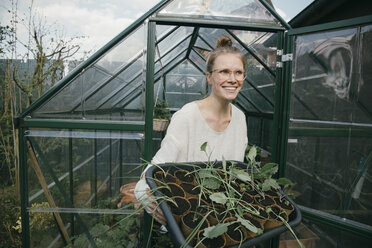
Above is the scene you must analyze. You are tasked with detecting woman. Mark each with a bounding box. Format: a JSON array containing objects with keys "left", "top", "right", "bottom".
[{"left": 134, "top": 35, "right": 248, "bottom": 225}]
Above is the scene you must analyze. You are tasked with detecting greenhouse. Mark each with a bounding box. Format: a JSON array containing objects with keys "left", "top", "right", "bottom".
[{"left": 15, "top": 0, "right": 372, "bottom": 247}]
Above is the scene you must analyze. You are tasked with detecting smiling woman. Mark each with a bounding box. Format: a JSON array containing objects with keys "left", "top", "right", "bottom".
[{"left": 134, "top": 35, "right": 248, "bottom": 224}]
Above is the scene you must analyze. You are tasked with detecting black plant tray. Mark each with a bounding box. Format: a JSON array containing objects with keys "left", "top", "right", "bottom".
[{"left": 145, "top": 161, "right": 302, "bottom": 248}]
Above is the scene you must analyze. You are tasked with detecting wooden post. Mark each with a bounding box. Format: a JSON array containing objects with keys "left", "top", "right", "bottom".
[{"left": 26, "top": 140, "right": 73, "bottom": 247}]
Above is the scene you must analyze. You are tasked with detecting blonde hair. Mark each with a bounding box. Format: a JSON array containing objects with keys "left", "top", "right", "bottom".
[{"left": 206, "top": 36, "right": 246, "bottom": 72}]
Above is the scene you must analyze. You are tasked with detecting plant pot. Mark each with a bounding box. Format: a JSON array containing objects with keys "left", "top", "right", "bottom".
[
  {"left": 274, "top": 196, "right": 295, "bottom": 216},
  {"left": 168, "top": 196, "right": 191, "bottom": 224},
  {"left": 242, "top": 213, "right": 265, "bottom": 238},
  {"left": 174, "top": 169, "right": 197, "bottom": 184},
  {"left": 196, "top": 229, "right": 226, "bottom": 248},
  {"left": 146, "top": 161, "right": 302, "bottom": 248},
  {"left": 188, "top": 197, "right": 210, "bottom": 214},
  {"left": 153, "top": 118, "right": 169, "bottom": 131},
  {"left": 180, "top": 182, "right": 201, "bottom": 198},
  {"left": 181, "top": 211, "right": 210, "bottom": 246},
  {"left": 153, "top": 170, "right": 177, "bottom": 186},
  {"left": 222, "top": 217, "right": 248, "bottom": 246},
  {"left": 264, "top": 205, "right": 288, "bottom": 231},
  {"left": 158, "top": 182, "right": 185, "bottom": 198},
  {"left": 240, "top": 191, "right": 255, "bottom": 205},
  {"left": 207, "top": 204, "right": 231, "bottom": 225},
  {"left": 264, "top": 188, "right": 281, "bottom": 197},
  {"left": 254, "top": 194, "right": 275, "bottom": 208}
]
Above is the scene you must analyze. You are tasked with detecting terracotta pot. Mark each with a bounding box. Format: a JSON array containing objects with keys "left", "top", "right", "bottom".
[
  {"left": 181, "top": 211, "right": 210, "bottom": 246},
  {"left": 240, "top": 191, "right": 255, "bottom": 205},
  {"left": 196, "top": 229, "right": 226, "bottom": 248},
  {"left": 154, "top": 170, "right": 176, "bottom": 186},
  {"left": 273, "top": 196, "right": 295, "bottom": 216},
  {"left": 254, "top": 194, "right": 275, "bottom": 208},
  {"left": 158, "top": 182, "right": 185, "bottom": 198},
  {"left": 207, "top": 204, "right": 231, "bottom": 225},
  {"left": 242, "top": 213, "right": 265, "bottom": 238},
  {"left": 264, "top": 188, "right": 281, "bottom": 198},
  {"left": 248, "top": 204, "right": 269, "bottom": 228},
  {"left": 168, "top": 196, "right": 191, "bottom": 224},
  {"left": 242, "top": 184, "right": 259, "bottom": 196},
  {"left": 189, "top": 197, "right": 210, "bottom": 214},
  {"left": 222, "top": 216, "right": 248, "bottom": 246},
  {"left": 264, "top": 205, "right": 288, "bottom": 231},
  {"left": 174, "top": 169, "right": 196, "bottom": 184},
  {"left": 180, "top": 182, "right": 201, "bottom": 198}
]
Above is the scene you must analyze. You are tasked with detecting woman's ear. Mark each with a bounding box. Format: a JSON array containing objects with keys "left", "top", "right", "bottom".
[{"left": 206, "top": 72, "right": 212, "bottom": 86}]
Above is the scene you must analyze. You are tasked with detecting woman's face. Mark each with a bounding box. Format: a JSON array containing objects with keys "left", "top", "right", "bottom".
[{"left": 206, "top": 53, "right": 244, "bottom": 102}]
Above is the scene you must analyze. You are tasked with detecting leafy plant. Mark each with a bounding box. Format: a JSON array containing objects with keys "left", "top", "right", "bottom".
[
  {"left": 154, "top": 99, "right": 171, "bottom": 120},
  {"left": 146, "top": 143, "right": 304, "bottom": 248}
]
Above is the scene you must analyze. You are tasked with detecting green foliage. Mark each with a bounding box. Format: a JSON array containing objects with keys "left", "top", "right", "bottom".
[
  {"left": 154, "top": 99, "right": 170, "bottom": 119},
  {"left": 209, "top": 192, "right": 228, "bottom": 204},
  {"left": 0, "top": 185, "right": 21, "bottom": 248},
  {"left": 68, "top": 197, "right": 141, "bottom": 248},
  {"left": 203, "top": 223, "right": 228, "bottom": 239}
]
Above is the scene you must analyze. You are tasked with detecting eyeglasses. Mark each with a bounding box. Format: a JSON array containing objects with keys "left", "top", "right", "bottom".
[{"left": 210, "top": 68, "right": 246, "bottom": 81}]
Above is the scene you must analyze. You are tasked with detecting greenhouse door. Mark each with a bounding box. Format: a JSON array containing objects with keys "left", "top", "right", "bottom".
[{"left": 281, "top": 16, "right": 372, "bottom": 247}]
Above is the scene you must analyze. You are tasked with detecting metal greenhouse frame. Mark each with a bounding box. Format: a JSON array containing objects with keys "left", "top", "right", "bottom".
[{"left": 15, "top": 0, "right": 372, "bottom": 247}]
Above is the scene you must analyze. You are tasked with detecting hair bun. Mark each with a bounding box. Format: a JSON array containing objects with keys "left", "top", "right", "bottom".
[{"left": 216, "top": 36, "right": 232, "bottom": 48}]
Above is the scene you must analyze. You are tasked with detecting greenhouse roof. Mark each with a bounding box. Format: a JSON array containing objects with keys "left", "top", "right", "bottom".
[{"left": 19, "top": 0, "right": 290, "bottom": 122}]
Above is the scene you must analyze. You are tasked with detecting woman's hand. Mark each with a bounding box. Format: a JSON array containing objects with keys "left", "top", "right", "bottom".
[
  {"left": 134, "top": 178, "right": 167, "bottom": 225},
  {"left": 144, "top": 188, "right": 167, "bottom": 225}
]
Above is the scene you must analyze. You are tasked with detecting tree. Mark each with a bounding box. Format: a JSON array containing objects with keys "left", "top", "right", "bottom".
[{"left": 0, "top": 1, "right": 85, "bottom": 191}]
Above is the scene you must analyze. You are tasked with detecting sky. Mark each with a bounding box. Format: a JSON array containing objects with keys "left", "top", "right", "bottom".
[{"left": 0, "top": 0, "right": 314, "bottom": 59}]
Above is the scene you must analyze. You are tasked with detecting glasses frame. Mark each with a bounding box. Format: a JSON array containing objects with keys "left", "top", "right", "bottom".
[{"left": 209, "top": 68, "right": 247, "bottom": 81}]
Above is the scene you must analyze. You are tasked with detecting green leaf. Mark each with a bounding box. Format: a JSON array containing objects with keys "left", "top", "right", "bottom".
[
  {"left": 236, "top": 215, "right": 258, "bottom": 233},
  {"left": 247, "top": 146, "right": 257, "bottom": 161},
  {"left": 90, "top": 223, "right": 110, "bottom": 237},
  {"left": 203, "top": 223, "right": 229, "bottom": 239},
  {"left": 198, "top": 170, "right": 214, "bottom": 179},
  {"left": 277, "top": 177, "right": 294, "bottom": 188},
  {"left": 200, "top": 142, "right": 208, "bottom": 152},
  {"left": 230, "top": 168, "right": 251, "bottom": 183},
  {"left": 260, "top": 163, "right": 278, "bottom": 176},
  {"left": 262, "top": 178, "right": 280, "bottom": 191},
  {"left": 210, "top": 192, "right": 228, "bottom": 204},
  {"left": 222, "top": 157, "right": 226, "bottom": 171},
  {"left": 204, "top": 178, "right": 221, "bottom": 190}
]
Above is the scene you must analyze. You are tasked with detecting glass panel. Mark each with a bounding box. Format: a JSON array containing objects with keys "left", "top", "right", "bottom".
[
  {"left": 236, "top": 94, "right": 258, "bottom": 113},
  {"left": 233, "top": 30, "right": 277, "bottom": 69},
  {"left": 157, "top": 26, "right": 193, "bottom": 56},
  {"left": 26, "top": 129, "right": 144, "bottom": 208},
  {"left": 160, "top": 37, "right": 191, "bottom": 66},
  {"left": 165, "top": 60, "right": 206, "bottom": 109},
  {"left": 33, "top": 66, "right": 107, "bottom": 119},
  {"left": 356, "top": 24, "right": 372, "bottom": 124},
  {"left": 194, "top": 36, "right": 213, "bottom": 51},
  {"left": 189, "top": 49, "right": 207, "bottom": 73},
  {"left": 247, "top": 116, "right": 273, "bottom": 151},
  {"left": 158, "top": 0, "right": 281, "bottom": 26},
  {"left": 96, "top": 24, "right": 146, "bottom": 73},
  {"left": 28, "top": 200, "right": 143, "bottom": 247},
  {"left": 156, "top": 25, "right": 175, "bottom": 40},
  {"left": 286, "top": 133, "right": 372, "bottom": 227},
  {"left": 155, "top": 50, "right": 186, "bottom": 79},
  {"left": 291, "top": 27, "right": 362, "bottom": 123},
  {"left": 287, "top": 24, "right": 372, "bottom": 232},
  {"left": 240, "top": 82, "right": 273, "bottom": 113},
  {"left": 101, "top": 76, "right": 145, "bottom": 120}
]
